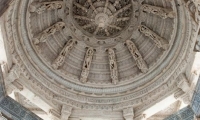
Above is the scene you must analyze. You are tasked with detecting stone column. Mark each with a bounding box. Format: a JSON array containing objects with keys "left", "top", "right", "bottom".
[
  {"left": 61, "top": 105, "right": 72, "bottom": 120},
  {"left": 123, "top": 107, "right": 134, "bottom": 120},
  {"left": 176, "top": 74, "right": 192, "bottom": 104}
]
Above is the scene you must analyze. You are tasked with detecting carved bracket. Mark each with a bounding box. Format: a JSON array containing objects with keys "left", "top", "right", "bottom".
[
  {"left": 52, "top": 39, "right": 76, "bottom": 69},
  {"left": 125, "top": 40, "right": 148, "bottom": 73},
  {"left": 33, "top": 22, "right": 65, "bottom": 45},
  {"left": 139, "top": 25, "right": 169, "bottom": 50},
  {"left": 141, "top": 4, "right": 175, "bottom": 19},
  {"left": 80, "top": 47, "right": 94, "bottom": 83},
  {"left": 108, "top": 48, "right": 119, "bottom": 85}
]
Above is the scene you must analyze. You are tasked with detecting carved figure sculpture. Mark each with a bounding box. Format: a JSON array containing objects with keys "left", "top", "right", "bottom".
[
  {"left": 187, "top": 0, "right": 200, "bottom": 22},
  {"left": 29, "top": 1, "right": 63, "bottom": 14},
  {"left": 33, "top": 22, "right": 65, "bottom": 45},
  {"left": 80, "top": 47, "right": 94, "bottom": 83},
  {"left": 108, "top": 48, "right": 119, "bottom": 84},
  {"left": 141, "top": 4, "right": 175, "bottom": 19},
  {"left": 126, "top": 40, "right": 148, "bottom": 73},
  {"left": 139, "top": 25, "right": 169, "bottom": 50},
  {"left": 52, "top": 39, "right": 76, "bottom": 69}
]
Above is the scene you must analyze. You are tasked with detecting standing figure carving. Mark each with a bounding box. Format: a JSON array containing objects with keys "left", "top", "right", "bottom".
[
  {"left": 126, "top": 40, "right": 148, "bottom": 73},
  {"left": 29, "top": 1, "right": 63, "bottom": 14},
  {"left": 141, "top": 4, "right": 175, "bottom": 19},
  {"left": 108, "top": 48, "right": 119, "bottom": 85},
  {"left": 52, "top": 39, "right": 76, "bottom": 69},
  {"left": 33, "top": 22, "right": 65, "bottom": 45},
  {"left": 139, "top": 25, "right": 169, "bottom": 50},
  {"left": 80, "top": 47, "right": 94, "bottom": 83}
]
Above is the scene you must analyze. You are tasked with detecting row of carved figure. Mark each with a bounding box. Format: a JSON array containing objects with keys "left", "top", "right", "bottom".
[
  {"left": 31, "top": 20, "right": 169, "bottom": 84},
  {"left": 32, "top": 21, "right": 169, "bottom": 49},
  {"left": 50, "top": 39, "right": 149, "bottom": 85},
  {"left": 29, "top": 1, "right": 176, "bottom": 19}
]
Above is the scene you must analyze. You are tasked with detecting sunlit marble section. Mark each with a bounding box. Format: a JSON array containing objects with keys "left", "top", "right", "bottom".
[{"left": 164, "top": 106, "right": 194, "bottom": 120}]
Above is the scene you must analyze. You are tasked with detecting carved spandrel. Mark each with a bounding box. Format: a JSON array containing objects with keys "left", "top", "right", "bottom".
[
  {"left": 52, "top": 39, "right": 76, "bottom": 69},
  {"left": 139, "top": 25, "right": 169, "bottom": 50},
  {"left": 33, "top": 22, "right": 65, "bottom": 45},
  {"left": 108, "top": 48, "right": 119, "bottom": 85},
  {"left": 126, "top": 40, "right": 148, "bottom": 73},
  {"left": 141, "top": 4, "right": 175, "bottom": 19},
  {"left": 80, "top": 47, "right": 94, "bottom": 83},
  {"left": 29, "top": 1, "right": 63, "bottom": 14}
]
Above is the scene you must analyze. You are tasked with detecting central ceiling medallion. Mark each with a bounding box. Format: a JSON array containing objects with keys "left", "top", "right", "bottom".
[{"left": 72, "top": 0, "right": 132, "bottom": 39}]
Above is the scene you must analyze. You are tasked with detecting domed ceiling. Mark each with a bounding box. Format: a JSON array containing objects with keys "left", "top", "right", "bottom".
[
  {"left": 29, "top": 0, "right": 175, "bottom": 88},
  {"left": 2, "top": 0, "right": 198, "bottom": 118}
]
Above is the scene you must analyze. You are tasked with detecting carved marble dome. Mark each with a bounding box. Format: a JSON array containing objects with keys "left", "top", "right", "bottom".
[
  {"left": 28, "top": 0, "right": 176, "bottom": 88},
  {"left": 1, "top": 0, "right": 199, "bottom": 119}
]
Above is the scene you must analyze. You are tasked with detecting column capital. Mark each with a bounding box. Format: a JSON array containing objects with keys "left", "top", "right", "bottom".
[
  {"left": 123, "top": 107, "right": 134, "bottom": 120},
  {"left": 61, "top": 105, "right": 72, "bottom": 120}
]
